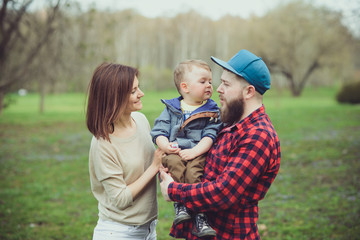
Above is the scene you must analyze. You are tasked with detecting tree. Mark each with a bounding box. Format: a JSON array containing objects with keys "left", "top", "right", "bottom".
[
  {"left": 0, "top": 0, "right": 62, "bottom": 114},
  {"left": 248, "top": 1, "right": 353, "bottom": 96}
]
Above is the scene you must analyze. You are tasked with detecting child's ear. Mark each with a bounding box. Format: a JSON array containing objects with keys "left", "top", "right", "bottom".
[{"left": 180, "top": 82, "right": 189, "bottom": 93}]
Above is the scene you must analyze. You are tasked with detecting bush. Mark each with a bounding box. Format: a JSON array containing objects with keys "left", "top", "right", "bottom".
[{"left": 336, "top": 81, "right": 360, "bottom": 104}]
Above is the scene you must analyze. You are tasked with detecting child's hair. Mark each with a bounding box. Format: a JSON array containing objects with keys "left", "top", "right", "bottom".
[
  {"left": 173, "top": 59, "right": 211, "bottom": 94},
  {"left": 86, "top": 62, "right": 139, "bottom": 142}
]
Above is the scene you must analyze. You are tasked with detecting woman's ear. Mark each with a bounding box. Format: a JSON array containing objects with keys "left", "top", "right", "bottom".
[{"left": 180, "top": 82, "right": 189, "bottom": 93}]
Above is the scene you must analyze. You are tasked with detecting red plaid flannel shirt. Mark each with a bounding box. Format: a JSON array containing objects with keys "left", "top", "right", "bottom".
[{"left": 168, "top": 105, "right": 281, "bottom": 240}]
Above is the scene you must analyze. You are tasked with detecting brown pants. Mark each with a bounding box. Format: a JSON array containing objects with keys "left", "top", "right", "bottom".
[{"left": 162, "top": 154, "right": 206, "bottom": 184}]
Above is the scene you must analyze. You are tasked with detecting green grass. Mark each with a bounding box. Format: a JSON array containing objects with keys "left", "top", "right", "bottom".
[{"left": 0, "top": 87, "right": 359, "bottom": 239}]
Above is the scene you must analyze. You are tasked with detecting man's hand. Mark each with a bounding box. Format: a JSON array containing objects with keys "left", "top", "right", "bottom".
[{"left": 159, "top": 170, "right": 174, "bottom": 202}]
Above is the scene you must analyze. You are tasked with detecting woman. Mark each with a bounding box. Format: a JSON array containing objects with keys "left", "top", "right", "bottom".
[{"left": 86, "top": 62, "right": 163, "bottom": 240}]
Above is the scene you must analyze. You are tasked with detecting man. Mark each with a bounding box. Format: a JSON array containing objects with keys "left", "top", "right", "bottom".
[{"left": 160, "top": 49, "right": 281, "bottom": 240}]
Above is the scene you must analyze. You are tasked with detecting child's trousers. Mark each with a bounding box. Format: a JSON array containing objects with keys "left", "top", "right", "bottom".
[{"left": 162, "top": 153, "right": 206, "bottom": 183}]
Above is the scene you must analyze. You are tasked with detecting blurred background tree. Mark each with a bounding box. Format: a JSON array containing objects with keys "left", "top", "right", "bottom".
[
  {"left": 0, "top": 0, "right": 63, "bottom": 114},
  {"left": 0, "top": 0, "right": 359, "bottom": 113},
  {"left": 248, "top": 1, "right": 354, "bottom": 96}
]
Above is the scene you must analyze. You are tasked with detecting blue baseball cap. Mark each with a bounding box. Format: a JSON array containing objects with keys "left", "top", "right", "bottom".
[{"left": 211, "top": 49, "right": 271, "bottom": 95}]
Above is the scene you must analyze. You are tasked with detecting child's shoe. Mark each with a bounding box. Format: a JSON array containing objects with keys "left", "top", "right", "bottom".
[
  {"left": 192, "top": 213, "right": 216, "bottom": 238},
  {"left": 173, "top": 202, "right": 191, "bottom": 225}
]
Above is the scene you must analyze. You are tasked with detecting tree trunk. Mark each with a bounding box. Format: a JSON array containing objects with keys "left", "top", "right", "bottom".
[
  {"left": 290, "top": 87, "right": 302, "bottom": 97},
  {"left": 0, "top": 91, "right": 4, "bottom": 115},
  {"left": 281, "top": 69, "right": 301, "bottom": 97},
  {"left": 39, "top": 81, "right": 45, "bottom": 113},
  {"left": 288, "top": 60, "right": 320, "bottom": 97}
]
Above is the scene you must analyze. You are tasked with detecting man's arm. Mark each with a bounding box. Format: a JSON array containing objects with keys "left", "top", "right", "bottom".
[{"left": 161, "top": 129, "right": 274, "bottom": 213}]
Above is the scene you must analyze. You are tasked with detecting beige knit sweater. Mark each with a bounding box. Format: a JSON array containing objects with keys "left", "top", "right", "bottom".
[{"left": 89, "top": 112, "right": 157, "bottom": 225}]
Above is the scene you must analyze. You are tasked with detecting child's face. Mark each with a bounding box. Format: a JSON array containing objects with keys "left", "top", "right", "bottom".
[{"left": 182, "top": 66, "right": 213, "bottom": 104}]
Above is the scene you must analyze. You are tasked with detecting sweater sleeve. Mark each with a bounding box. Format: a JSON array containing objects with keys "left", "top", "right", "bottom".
[{"left": 92, "top": 141, "right": 133, "bottom": 210}]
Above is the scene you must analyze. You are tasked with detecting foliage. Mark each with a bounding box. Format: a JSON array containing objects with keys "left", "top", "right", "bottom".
[
  {"left": 65, "top": 3, "right": 356, "bottom": 95},
  {"left": 248, "top": 0, "right": 354, "bottom": 96},
  {"left": 139, "top": 65, "right": 174, "bottom": 91},
  {"left": 3, "top": 0, "right": 358, "bottom": 114},
  {"left": 336, "top": 80, "right": 360, "bottom": 104},
  {"left": 0, "top": 88, "right": 360, "bottom": 239}
]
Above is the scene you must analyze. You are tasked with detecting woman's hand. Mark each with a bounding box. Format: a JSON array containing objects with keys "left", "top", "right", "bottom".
[{"left": 152, "top": 148, "right": 164, "bottom": 169}]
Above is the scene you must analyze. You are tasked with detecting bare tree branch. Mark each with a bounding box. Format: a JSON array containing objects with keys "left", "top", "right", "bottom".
[
  {"left": 0, "top": 0, "right": 63, "bottom": 113},
  {"left": 0, "top": 0, "right": 33, "bottom": 64}
]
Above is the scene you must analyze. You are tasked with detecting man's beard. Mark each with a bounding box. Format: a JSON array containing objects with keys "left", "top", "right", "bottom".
[{"left": 220, "top": 97, "right": 244, "bottom": 126}]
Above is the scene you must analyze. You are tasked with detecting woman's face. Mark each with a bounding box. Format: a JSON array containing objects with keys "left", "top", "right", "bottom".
[{"left": 126, "top": 76, "right": 144, "bottom": 113}]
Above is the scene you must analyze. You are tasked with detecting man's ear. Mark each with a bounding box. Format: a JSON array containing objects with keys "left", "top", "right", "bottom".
[
  {"left": 180, "top": 82, "right": 188, "bottom": 93},
  {"left": 244, "top": 85, "right": 256, "bottom": 99}
]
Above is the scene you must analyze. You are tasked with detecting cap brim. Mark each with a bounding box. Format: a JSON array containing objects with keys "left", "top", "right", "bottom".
[{"left": 211, "top": 56, "right": 243, "bottom": 78}]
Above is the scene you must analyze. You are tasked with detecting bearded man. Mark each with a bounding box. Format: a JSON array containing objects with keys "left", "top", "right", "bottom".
[{"left": 160, "top": 49, "right": 281, "bottom": 240}]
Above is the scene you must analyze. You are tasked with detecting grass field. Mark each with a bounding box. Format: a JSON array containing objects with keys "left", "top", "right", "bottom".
[{"left": 0, "top": 87, "right": 359, "bottom": 239}]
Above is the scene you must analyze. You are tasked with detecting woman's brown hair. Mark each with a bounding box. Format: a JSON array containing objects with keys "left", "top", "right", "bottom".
[{"left": 86, "top": 63, "right": 139, "bottom": 142}]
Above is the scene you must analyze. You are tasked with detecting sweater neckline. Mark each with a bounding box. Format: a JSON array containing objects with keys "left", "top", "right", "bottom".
[{"left": 109, "top": 117, "right": 139, "bottom": 142}]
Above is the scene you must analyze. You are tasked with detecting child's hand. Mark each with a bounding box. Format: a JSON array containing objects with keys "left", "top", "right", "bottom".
[
  {"left": 164, "top": 142, "right": 181, "bottom": 154},
  {"left": 179, "top": 148, "right": 198, "bottom": 161}
]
